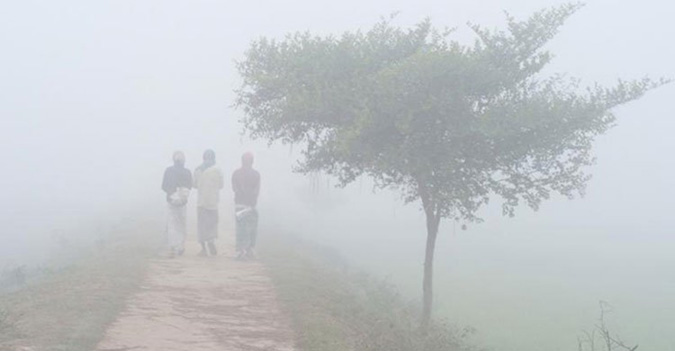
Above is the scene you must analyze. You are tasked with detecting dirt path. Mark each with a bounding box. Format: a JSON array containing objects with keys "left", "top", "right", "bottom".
[{"left": 95, "top": 241, "right": 296, "bottom": 351}]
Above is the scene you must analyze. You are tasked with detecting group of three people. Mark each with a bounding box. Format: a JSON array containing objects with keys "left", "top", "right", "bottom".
[{"left": 161, "top": 149, "right": 260, "bottom": 259}]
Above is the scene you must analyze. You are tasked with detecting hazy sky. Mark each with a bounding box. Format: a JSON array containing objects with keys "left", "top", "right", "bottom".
[
  {"left": 0, "top": 1, "right": 673, "bottom": 349},
  {"left": 1, "top": 0, "right": 672, "bottom": 242}
]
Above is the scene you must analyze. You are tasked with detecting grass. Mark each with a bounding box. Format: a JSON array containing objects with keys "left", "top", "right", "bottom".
[
  {"left": 260, "top": 233, "right": 480, "bottom": 351},
  {"left": 0, "top": 305, "right": 13, "bottom": 336},
  {"left": 0, "top": 217, "right": 161, "bottom": 351}
]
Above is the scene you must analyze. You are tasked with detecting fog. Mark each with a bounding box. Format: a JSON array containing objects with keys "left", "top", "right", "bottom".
[{"left": 1, "top": 1, "right": 673, "bottom": 350}]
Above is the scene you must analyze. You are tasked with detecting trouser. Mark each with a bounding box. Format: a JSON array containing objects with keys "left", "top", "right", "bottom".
[{"left": 197, "top": 207, "right": 219, "bottom": 243}]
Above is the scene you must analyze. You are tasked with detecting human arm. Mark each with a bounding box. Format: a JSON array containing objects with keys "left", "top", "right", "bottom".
[
  {"left": 217, "top": 169, "right": 225, "bottom": 190},
  {"left": 231, "top": 170, "right": 239, "bottom": 194},
  {"left": 253, "top": 172, "right": 261, "bottom": 202},
  {"left": 193, "top": 169, "right": 201, "bottom": 189},
  {"left": 187, "top": 170, "right": 194, "bottom": 189}
]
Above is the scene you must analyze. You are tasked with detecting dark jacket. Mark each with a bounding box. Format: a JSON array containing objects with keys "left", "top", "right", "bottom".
[
  {"left": 232, "top": 167, "right": 260, "bottom": 207},
  {"left": 162, "top": 164, "right": 193, "bottom": 202}
]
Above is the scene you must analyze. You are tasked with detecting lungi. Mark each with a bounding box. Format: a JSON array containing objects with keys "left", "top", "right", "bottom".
[
  {"left": 167, "top": 203, "right": 187, "bottom": 251},
  {"left": 197, "top": 207, "right": 219, "bottom": 243}
]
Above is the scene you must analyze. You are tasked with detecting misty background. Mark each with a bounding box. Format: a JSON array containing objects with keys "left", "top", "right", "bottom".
[{"left": 1, "top": 1, "right": 673, "bottom": 350}]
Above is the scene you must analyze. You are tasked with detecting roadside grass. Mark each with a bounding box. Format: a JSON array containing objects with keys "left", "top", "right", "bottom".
[
  {"left": 0, "top": 217, "right": 162, "bottom": 351},
  {"left": 0, "top": 305, "right": 14, "bottom": 337},
  {"left": 260, "top": 233, "right": 480, "bottom": 351}
]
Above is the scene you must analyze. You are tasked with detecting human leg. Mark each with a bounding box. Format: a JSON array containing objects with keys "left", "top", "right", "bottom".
[
  {"left": 249, "top": 210, "right": 259, "bottom": 249},
  {"left": 207, "top": 240, "right": 218, "bottom": 256}
]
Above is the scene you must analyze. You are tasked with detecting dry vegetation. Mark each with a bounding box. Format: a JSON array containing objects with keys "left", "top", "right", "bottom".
[
  {"left": 577, "top": 302, "right": 639, "bottom": 351},
  {"left": 260, "top": 233, "right": 481, "bottom": 351},
  {"left": 0, "top": 217, "right": 161, "bottom": 351}
]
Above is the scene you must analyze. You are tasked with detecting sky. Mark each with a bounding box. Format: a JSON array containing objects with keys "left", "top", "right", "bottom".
[{"left": 0, "top": 0, "right": 673, "bottom": 350}]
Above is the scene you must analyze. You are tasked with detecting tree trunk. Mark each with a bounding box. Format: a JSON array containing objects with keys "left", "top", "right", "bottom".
[{"left": 421, "top": 202, "right": 441, "bottom": 330}]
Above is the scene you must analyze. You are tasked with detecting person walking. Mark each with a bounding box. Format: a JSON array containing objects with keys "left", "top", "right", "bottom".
[
  {"left": 161, "top": 151, "right": 192, "bottom": 258},
  {"left": 194, "top": 149, "right": 224, "bottom": 256},
  {"left": 232, "top": 152, "right": 260, "bottom": 260}
]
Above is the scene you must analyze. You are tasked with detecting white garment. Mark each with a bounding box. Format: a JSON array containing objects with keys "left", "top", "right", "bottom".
[
  {"left": 194, "top": 166, "right": 224, "bottom": 210},
  {"left": 167, "top": 203, "right": 187, "bottom": 250}
]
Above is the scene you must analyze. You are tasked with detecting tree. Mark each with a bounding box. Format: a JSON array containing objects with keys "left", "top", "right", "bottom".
[{"left": 235, "top": 4, "right": 668, "bottom": 328}]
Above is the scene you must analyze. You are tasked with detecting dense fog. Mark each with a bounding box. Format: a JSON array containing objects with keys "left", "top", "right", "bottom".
[{"left": 1, "top": 1, "right": 673, "bottom": 350}]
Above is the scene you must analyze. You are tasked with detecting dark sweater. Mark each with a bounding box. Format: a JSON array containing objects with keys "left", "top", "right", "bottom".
[
  {"left": 232, "top": 167, "right": 260, "bottom": 207},
  {"left": 162, "top": 164, "right": 193, "bottom": 202}
]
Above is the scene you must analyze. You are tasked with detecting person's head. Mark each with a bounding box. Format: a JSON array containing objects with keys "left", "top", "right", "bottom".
[
  {"left": 172, "top": 151, "right": 185, "bottom": 166},
  {"left": 203, "top": 149, "right": 216, "bottom": 163},
  {"left": 242, "top": 152, "right": 254, "bottom": 168}
]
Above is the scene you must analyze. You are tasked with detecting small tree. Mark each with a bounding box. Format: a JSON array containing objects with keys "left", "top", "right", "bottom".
[
  {"left": 235, "top": 4, "right": 667, "bottom": 327},
  {"left": 578, "top": 302, "right": 639, "bottom": 351}
]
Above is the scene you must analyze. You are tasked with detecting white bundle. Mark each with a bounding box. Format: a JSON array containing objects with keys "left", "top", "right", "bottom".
[
  {"left": 235, "top": 205, "right": 254, "bottom": 220},
  {"left": 169, "top": 187, "right": 190, "bottom": 206}
]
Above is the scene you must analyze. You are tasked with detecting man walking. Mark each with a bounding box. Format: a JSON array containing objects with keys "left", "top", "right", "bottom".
[
  {"left": 232, "top": 152, "right": 260, "bottom": 260},
  {"left": 161, "top": 151, "right": 192, "bottom": 258},
  {"left": 194, "top": 149, "right": 224, "bottom": 256}
]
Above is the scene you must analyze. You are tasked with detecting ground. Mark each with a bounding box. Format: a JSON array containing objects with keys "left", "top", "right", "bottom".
[
  {"left": 0, "top": 218, "right": 156, "bottom": 351},
  {"left": 96, "top": 242, "right": 296, "bottom": 351},
  {"left": 1, "top": 218, "right": 469, "bottom": 351}
]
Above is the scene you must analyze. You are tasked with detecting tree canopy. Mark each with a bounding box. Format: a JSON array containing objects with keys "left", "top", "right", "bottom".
[
  {"left": 236, "top": 4, "right": 665, "bottom": 222},
  {"left": 235, "top": 3, "right": 668, "bottom": 325}
]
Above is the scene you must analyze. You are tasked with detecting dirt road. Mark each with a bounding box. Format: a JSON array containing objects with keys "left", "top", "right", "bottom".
[{"left": 95, "top": 242, "right": 296, "bottom": 351}]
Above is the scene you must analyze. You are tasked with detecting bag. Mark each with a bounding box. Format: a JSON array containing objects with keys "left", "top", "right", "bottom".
[
  {"left": 235, "top": 205, "right": 254, "bottom": 220},
  {"left": 169, "top": 187, "right": 190, "bottom": 207}
]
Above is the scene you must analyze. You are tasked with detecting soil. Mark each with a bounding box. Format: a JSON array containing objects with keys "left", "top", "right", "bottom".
[{"left": 95, "top": 242, "right": 296, "bottom": 351}]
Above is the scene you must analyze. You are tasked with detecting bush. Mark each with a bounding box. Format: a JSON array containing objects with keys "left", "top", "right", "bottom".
[{"left": 261, "top": 234, "right": 481, "bottom": 351}]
